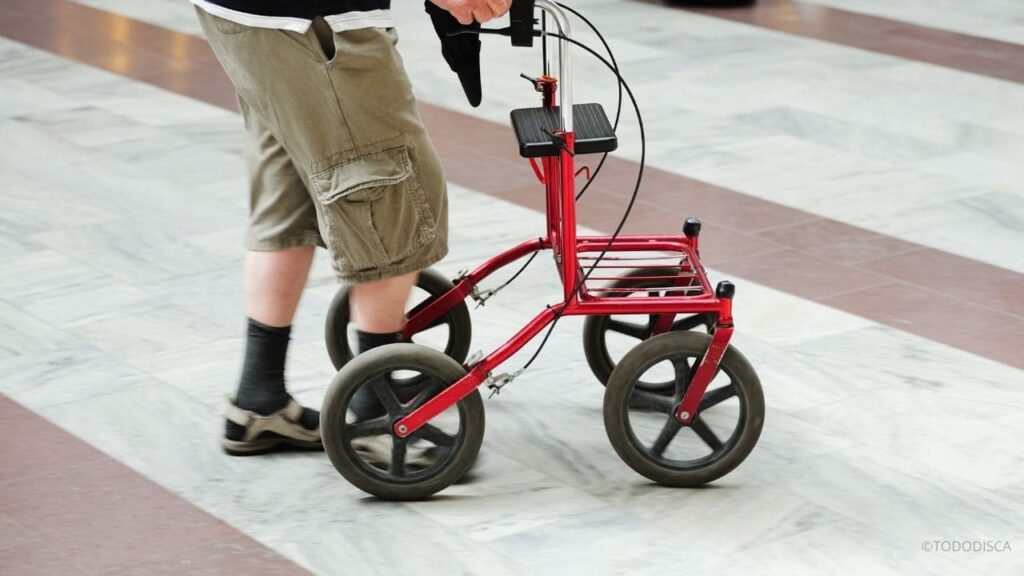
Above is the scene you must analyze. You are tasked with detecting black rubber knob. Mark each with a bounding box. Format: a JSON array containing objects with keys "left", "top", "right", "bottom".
[
  {"left": 683, "top": 217, "right": 702, "bottom": 237},
  {"left": 716, "top": 281, "right": 735, "bottom": 299}
]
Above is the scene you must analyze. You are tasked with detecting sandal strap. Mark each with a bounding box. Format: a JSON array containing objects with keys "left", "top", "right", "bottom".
[
  {"left": 281, "top": 398, "right": 303, "bottom": 423},
  {"left": 223, "top": 398, "right": 319, "bottom": 443},
  {"left": 224, "top": 398, "right": 254, "bottom": 427}
]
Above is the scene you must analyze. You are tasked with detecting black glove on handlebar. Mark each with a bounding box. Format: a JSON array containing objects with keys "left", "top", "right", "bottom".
[{"left": 424, "top": 1, "right": 482, "bottom": 107}]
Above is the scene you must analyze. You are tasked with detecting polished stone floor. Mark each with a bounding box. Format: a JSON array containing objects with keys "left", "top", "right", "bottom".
[{"left": 1, "top": 1, "right": 1022, "bottom": 575}]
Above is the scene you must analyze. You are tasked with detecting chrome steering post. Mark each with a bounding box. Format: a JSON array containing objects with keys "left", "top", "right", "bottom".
[{"left": 534, "top": 0, "right": 572, "bottom": 133}]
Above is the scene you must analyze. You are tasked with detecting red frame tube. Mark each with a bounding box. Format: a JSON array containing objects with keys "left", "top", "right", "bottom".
[
  {"left": 675, "top": 326, "right": 732, "bottom": 424},
  {"left": 396, "top": 306, "right": 562, "bottom": 436},
  {"left": 402, "top": 238, "right": 548, "bottom": 341},
  {"left": 391, "top": 78, "right": 735, "bottom": 439}
]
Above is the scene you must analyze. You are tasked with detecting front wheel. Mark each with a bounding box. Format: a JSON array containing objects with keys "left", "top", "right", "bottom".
[
  {"left": 603, "top": 331, "right": 764, "bottom": 487},
  {"left": 321, "top": 344, "right": 485, "bottom": 500}
]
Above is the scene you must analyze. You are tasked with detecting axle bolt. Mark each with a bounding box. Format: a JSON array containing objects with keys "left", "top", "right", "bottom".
[
  {"left": 397, "top": 425, "right": 408, "bottom": 435},
  {"left": 679, "top": 411, "right": 691, "bottom": 420}
]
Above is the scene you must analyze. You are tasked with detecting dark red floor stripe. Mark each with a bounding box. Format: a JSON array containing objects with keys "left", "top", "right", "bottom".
[
  {"left": 0, "top": 395, "right": 311, "bottom": 575},
  {"left": 680, "top": 0, "right": 1024, "bottom": 84}
]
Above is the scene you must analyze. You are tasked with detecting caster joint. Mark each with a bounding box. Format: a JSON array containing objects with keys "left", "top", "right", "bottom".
[
  {"left": 471, "top": 286, "right": 498, "bottom": 308},
  {"left": 486, "top": 370, "right": 522, "bottom": 398}
]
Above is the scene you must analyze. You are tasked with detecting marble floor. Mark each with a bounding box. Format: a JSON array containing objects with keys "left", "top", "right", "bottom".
[
  {"left": 1, "top": 0, "right": 1022, "bottom": 575},
  {"left": 801, "top": 0, "right": 1024, "bottom": 44}
]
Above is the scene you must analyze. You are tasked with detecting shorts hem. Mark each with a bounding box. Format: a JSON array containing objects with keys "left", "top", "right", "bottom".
[
  {"left": 337, "top": 243, "right": 448, "bottom": 284},
  {"left": 245, "top": 233, "right": 324, "bottom": 251}
]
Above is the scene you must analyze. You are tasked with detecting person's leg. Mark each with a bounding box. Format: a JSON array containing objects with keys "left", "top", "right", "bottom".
[
  {"left": 246, "top": 246, "right": 315, "bottom": 328},
  {"left": 347, "top": 271, "right": 418, "bottom": 421},
  {"left": 219, "top": 92, "right": 323, "bottom": 453},
  {"left": 231, "top": 246, "right": 315, "bottom": 418},
  {"left": 350, "top": 271, "right": 418, "bottom": 333},
  {"left": 225, "top": 253, "right": 325, "bottom": 454},
  {"left": 198, "top": 11, "right": 448, "bottom": 431}
]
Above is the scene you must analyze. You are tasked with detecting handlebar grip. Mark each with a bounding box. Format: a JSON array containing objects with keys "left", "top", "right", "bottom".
[{"left": 509, "top": 0, "right": 536, "bottom": 47}]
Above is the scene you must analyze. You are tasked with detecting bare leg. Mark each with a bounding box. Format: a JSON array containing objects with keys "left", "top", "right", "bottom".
[
  {"left": 350, "top": 271, "right": 419, "bottom": 334},
  {"left": 228, "top": 245, "right": 317, "bottom": 434},
  {"left": 347, "top": 270, "right": 419, "bottom": 421},
  {"left": 245, "top": 246, "right": 316, "bottom": 327}
]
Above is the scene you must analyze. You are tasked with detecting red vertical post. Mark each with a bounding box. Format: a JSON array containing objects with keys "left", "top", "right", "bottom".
[
  {"left": 542, "top": 78, "right": 561, "bottom": 268},
  {"left": 560, "top": 132, "right": 578, "bottom": 302}
]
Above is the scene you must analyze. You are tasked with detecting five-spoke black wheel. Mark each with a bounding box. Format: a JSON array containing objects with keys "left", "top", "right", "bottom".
[
  {"left": 603, "top": 331, "right": 764, "bottom": 487},
  {"left": 325, "top": 268, "right": 472, "bottom": 371},
  {"left": 583, "top": 267, "right": 715, "bottom": 390},
  {"left": 321, "top": 344, "right": 485, "bottom": 500}
]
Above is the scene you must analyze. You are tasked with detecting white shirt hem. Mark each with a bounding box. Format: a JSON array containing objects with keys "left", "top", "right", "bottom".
[{"left": 192, "top": 1, "right": 394, "bottom": 33}]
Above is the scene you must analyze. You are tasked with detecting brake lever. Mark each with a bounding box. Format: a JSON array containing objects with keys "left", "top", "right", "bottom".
[
  {"left": 446, "top": 28, "right": 543, "bottom": 40},
  {"left": 520, "top": 73, "right": 544, "bottom": 92},
  {"left": 446, "top": 27, "right": 510, "bottom": 38}
]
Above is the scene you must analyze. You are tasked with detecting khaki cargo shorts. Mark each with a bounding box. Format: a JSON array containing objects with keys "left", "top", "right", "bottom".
[{"left": 197, "top": 8, "right": 448, "bottom": 283}]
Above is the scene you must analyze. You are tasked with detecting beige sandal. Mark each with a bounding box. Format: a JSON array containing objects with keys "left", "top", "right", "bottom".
[{"left": 221, "top": 398, "right": 323, "bottom": 456}]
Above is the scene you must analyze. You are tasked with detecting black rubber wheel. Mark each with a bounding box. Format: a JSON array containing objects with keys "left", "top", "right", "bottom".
[
  {"left": 325, "top": 268, "right": 472, "bottom": 371},
  {"left": 604, "top": 331, "right": 764, "bottom": 487},
  {"left": 582, "top": 267, "right": 715, "bottom": 390},
  {"left": 321, "top": 344, "right": 485, "bottom": 501}
]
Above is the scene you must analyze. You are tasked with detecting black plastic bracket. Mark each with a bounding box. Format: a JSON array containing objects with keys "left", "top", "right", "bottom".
[
  {"left": 541, "top": 128, "right": 573, "bottom": 156},
  {"left": 510, "top": 0, "right": 537, "bottom": 47}
]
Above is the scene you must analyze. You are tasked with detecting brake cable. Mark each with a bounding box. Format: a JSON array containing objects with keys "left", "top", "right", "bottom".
[
  {"left": 518, "top": 32, "right": 647, "bottom": 372},
  {"left": 460, "top": 6, "right": 623, "bottom": 309},
  {"left": 448, "top": 15, "right": 647, "bottom": 379}
]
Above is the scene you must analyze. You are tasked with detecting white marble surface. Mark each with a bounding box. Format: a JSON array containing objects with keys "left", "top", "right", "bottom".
[
  {"left": 801, "top": 0, "right": 1024, "bottom": 45},
  {"left": 1, "top": 4, "right": 1024, "bottom": 575}
]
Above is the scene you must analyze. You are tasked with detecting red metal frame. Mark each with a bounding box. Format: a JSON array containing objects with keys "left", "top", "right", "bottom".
[{"left": 391, "top": 77, "right": 735, "bottom": 438}]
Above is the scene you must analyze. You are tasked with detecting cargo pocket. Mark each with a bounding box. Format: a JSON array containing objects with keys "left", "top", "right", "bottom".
[{"left": 312, "top": 145, "right": 437, "bottom": 272}]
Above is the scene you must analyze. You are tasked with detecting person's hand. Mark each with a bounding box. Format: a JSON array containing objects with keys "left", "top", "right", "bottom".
[{"left": 430, "top": 0, "right": 513, "bottom": 25}]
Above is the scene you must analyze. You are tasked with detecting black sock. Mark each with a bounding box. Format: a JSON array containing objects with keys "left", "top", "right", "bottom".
[
  {"left": 357, "top": 330, "right": 403, "bottom": 354},
  {"left": 234, "top": 318, "right": 292, "bottom": 415},
  {"left": 349, "top": 330, "right": 402, "bottom": 421},
  {"left": 226, "top": 319, "right": 319, "bottom": 441}
]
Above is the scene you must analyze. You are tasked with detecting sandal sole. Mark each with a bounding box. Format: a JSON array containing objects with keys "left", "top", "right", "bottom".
[{"left": 222, "top": 437, "right": 324, "bottom": 457}]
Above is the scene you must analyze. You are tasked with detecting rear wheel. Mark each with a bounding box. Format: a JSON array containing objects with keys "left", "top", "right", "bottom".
[
  {"left": 583, "top": 267, "right": 714, "bottom": 389},
  {"left": 325, "top": 268, "right": 472, "bottom": 371}
]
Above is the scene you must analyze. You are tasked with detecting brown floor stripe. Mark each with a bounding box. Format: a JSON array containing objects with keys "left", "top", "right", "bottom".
[
  {"left": 682, "top": 0, "right": 1024, "bottom": 84},
  {"left": 0, "top": 395, "right": 311, "bottom": 576},
  {"left": 1, "top": 0, "right": 1021, "bottom": 369}
]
